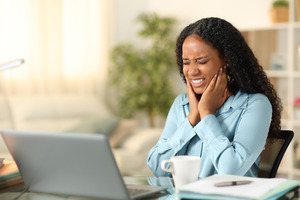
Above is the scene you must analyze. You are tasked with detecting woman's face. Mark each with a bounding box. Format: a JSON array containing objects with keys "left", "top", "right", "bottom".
[{"left": 182, "top": 35, "right": 225, "bottom": 94}]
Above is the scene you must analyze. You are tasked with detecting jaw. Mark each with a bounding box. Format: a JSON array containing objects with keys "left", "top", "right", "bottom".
[
  {"left": 189, "top": 79, "right": 206, "bottom": 94},
  {"left": 192, "top": 87, "right": 205, "bottom": 95}
]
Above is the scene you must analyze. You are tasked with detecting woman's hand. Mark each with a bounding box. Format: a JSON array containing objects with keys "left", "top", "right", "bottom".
[
  {"left": 187, "top": 77, "right": 201, "bottom": 126},
  {"left": 198, "top": 66, "right": 229, "bottom": 119}
]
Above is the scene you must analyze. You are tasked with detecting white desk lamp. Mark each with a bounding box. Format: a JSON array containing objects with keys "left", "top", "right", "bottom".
[{"left": 0, "top": 59, "right": 24, "bottom": 72}]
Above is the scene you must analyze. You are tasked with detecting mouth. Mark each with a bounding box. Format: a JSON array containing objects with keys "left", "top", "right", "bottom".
[{"left": 190, "top": 78, "right": 205, "bottom": 87}]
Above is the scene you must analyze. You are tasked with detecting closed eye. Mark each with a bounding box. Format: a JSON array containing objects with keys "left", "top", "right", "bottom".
[
  {"left": 197, "top": 60, "right": 208, "bottom": 64},
  {"left": 182, "top": 60, "right": 208, "bottom": 65},
  {"left": 182, "top": 56, "right": 209, "bottom": 65}
]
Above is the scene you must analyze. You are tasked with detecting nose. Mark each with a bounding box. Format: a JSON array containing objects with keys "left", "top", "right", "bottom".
[{"left": 187, "top": 63, "right": 199, "bottom": 75}]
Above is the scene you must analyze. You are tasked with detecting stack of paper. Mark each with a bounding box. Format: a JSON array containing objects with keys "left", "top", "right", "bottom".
[
  {"left": 178, "top": 174, "right": 300, "bottom": 200},
  {"left": 0, "top": 160, "right": 23, "bottom": 190}
]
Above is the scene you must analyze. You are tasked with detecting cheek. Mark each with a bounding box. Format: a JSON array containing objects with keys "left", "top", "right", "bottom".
[
  {"left": 207, "top": 64, "right": 220, "bottom": 75},
  {"left": 183, "top": 66, "right": 188, "bottom": 76}
]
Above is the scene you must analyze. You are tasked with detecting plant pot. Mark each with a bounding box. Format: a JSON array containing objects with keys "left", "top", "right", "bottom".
[{"left": 270, "top": 7, "right": 289, "bottom": 23}]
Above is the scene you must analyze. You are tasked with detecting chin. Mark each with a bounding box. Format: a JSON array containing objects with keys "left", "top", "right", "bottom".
[{"left": 193, "top": 89, "right": 204, "bottom": 95}]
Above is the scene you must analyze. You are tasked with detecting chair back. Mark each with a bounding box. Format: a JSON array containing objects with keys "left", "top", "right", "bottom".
[{"left": 258, "top": 130, "right": 294, "bottom": 178}]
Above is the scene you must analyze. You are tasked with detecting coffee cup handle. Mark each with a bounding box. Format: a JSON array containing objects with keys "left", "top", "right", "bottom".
[{"left": 161, "top": 160, "right": 173, "bottom": 173}]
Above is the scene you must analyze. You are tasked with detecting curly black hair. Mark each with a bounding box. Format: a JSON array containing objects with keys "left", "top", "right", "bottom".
[{"left": 175, "top": 17, "right": 282, "bottom": 138}]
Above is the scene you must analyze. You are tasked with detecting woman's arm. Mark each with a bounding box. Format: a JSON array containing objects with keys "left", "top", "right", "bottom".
[
  {"left": 195, "top": 94, "right": 271, "bottom": 176},
  {"left": 147, "top": 95, "right": 196, "bottom": 177}
]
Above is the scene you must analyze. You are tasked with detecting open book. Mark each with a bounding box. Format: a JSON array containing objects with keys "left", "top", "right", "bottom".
[{"left": 178, "top": 174, "right": 300, "bottom": 200}]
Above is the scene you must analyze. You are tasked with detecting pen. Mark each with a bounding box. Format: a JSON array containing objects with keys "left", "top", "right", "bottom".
[{"left": 214, "top": 180, "right": 252, "bottom": 187}]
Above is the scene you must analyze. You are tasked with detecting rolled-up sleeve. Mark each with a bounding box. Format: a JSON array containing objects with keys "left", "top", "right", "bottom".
[{"left": 147, "top": 95, "right": 196, "bottom": 177}]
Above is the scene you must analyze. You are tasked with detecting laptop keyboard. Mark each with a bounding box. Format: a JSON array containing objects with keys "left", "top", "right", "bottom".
[
  {"left": 126, "top": 184, "right": 165, "bottom": 198},
  {"left": 128, "top": 188, "right": 152, "bottom": 196}
]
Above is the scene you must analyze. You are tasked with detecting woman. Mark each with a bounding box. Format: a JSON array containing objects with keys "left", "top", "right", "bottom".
[{"left": 147, "top": 17, "right": 282, "bottom": 178}]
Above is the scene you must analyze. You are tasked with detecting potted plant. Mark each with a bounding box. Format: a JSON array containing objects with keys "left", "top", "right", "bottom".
[
  {"left": 270, "top": 0, "right": 289, "bottom": 23},
  {"left": 109, "top": 13, "right": 177, "bottom": 127}
]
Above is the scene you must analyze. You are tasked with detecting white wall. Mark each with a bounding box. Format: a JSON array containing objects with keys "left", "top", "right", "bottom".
[
  {"left": 108, "top": 0, "right": 274, "bottom": 95},
  {"left": 106, "top": 0, "right": 275, "bottom": 127},
  {"left": 110, "top": 0, "right": 274, "bottom": 47}
]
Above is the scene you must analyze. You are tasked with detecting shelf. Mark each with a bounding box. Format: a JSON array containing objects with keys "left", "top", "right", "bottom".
[
  {"left": 241, "top": 0, "right": 300, "bottom": 179},
  {"left": 265, "top": 70, "right": 289, "bottom": 78},
  {"left": 293, "top": 120, "right": 300, "bottom": 127},
  {"left": 239, "top": 23, "right": 289, "bottom": 32},
  {"left": 293, "top": 22, "right": 300, "bottom": 29},
  {"left": 265, "top": 71, "right": 300, "bottom": 78},
  {"left": 293, "top": 71, "right": 300, "bottom": 78}
]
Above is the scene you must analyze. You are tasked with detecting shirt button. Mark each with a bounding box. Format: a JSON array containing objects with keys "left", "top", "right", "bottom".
[
  {"left": 176, "top": 145, "right": 180, "bottom": 149},
  {"left": 180, "top": 139, "right": 184, "bottom": 144},
  {"left": 202, "top": 136, "right": 205, "bottom": 140}
]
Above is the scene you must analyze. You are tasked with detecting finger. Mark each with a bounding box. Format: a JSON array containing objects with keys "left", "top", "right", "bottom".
[
  {"left": 215, "top": 67, "right": 227, "bottom": 91},
  {"left": 186, "top": 76, "right": 191, "bottom": 90},
  {"left": 186, "top": 76, "right": 198, "bottom": 102},
  {"left": 206, "top": 74, "right": 217, "bottom": 92},
  {"left": 186, "top": 76, "right": 194, "bottom": 95},
  {"left": 216, "top": 67, "right": 226, "bottom": 83},
  {"left": 223, "top": 88, "right": 228, "bottom": 99}
]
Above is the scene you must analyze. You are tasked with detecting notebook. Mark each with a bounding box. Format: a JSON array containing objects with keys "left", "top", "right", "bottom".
[
  {"left": 178, "top": 174, "right": 300, "bottom": 200},
  {"left": 1, "top": 129, "right": 166, "bottom": 199}
]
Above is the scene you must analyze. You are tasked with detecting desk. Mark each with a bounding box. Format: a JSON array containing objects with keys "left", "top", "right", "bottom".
[
  {"left": 0, "top": 176, "right": 299, "bottom": 200},
  {"left": 0, "top": 176, "right": 175, "bottom": 200}
]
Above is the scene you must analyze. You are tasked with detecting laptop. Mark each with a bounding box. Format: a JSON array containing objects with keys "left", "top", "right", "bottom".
[{"left": 1, "top": 130, "right": 166, "bottom": 199}]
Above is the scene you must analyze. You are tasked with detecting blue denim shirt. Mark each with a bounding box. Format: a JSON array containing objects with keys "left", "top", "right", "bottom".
[{"left": 147, "top": 90, "right": 272, "bottom": 178}]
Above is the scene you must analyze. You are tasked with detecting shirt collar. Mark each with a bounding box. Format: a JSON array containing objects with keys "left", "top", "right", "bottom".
[
  {"left": 181, "top": 93, "right": 189, "bottom": 106},
  {"left": 180, "top": 90, "right": 249, "bottom": 112},
  {"left": 218, "top": 90, "right": 248, "bottom": 113}
]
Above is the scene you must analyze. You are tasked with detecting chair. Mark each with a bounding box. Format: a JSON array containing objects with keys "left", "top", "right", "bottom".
[{"left": 258, "top": 130, "right": 294, "bottom": 178}]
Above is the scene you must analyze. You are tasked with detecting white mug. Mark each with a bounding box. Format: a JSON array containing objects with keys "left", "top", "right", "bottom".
[{"left": 161, "top": 155, "right": 201, "bottom": 188}]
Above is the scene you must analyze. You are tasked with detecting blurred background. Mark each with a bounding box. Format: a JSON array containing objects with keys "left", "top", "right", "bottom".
[{"left": 1, "top": 0, "right": 300, "bottom": 178}]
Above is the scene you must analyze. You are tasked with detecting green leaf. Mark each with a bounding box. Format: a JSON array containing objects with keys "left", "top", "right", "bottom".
[
  {"left": 109, "top": 13, "right": 177, "bottom": 126},
  {"left": 272, "top": 0, "right": 289, "bottom": 7}
]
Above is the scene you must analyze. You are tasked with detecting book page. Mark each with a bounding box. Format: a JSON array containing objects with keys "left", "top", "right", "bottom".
[{"left": 179, "top": 174, "right": 289, "bottom": 199}]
